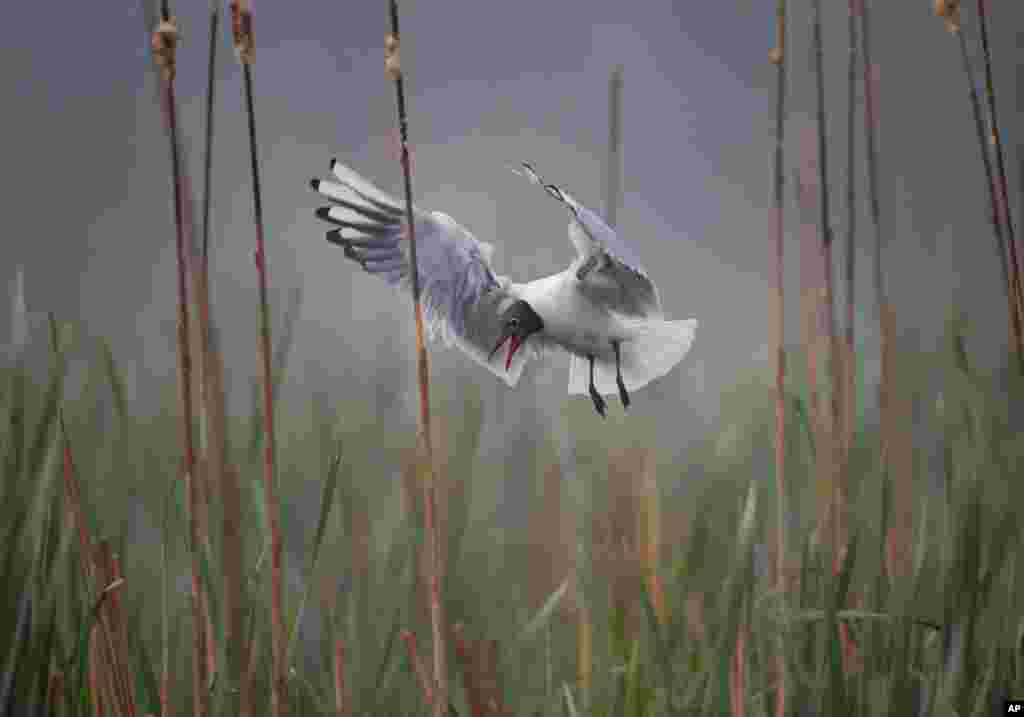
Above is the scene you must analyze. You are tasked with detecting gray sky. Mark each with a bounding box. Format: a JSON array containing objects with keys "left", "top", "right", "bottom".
[{"left": 3, "top": 0, "right": 1023, "bottom": 444}]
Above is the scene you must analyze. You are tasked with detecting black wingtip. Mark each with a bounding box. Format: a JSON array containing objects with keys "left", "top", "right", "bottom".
[
  {"left": 309, "top": 178, "right": 320, "bottom": 192},
  {"left": 325, "top": 230, "right": 341, "bottom": 246},
  {"left": 315, "top": 207, "right": 332, "bottom": 222},
  {"left": 330, "top": 157, "right": 339, "bottom": 172}
]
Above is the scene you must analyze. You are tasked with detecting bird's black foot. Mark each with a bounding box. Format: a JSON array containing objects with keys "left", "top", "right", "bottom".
[
  {"left": 587, "top": 353, "right": 606, "bottom": 418},
  {"left": 612, "top": 341, "right": 630, "bottom": 409},
  {"left": 590, "top": 385, "right": 607, "bottom": 417}
]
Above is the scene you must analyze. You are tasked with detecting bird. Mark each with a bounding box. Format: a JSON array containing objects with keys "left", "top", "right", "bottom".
[{"left": 309, "top": 159, "right": 697, "bottom": 417}]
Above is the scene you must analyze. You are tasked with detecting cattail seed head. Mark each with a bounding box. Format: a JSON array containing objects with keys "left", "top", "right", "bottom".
[
  {"left": 151, "top": 18, "right": 179, "bottom": 82},
  {"left": 385, "top": 33, "right": 401, "bottom": 80},
  {"left": 935, "top": 0, "right": 962, "bottom": 30},
  {"left": 769, "top": 47, "right": 784, "bottom": 65},
  {"left": 944, "top": 6, "right": 961, "bottom": 33},
  {"left": 230, "top": 1, "right": 255, "bottom": 65}
]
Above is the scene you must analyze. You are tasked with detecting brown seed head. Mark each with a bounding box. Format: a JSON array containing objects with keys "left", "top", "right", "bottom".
[
  {"left": 944, "top": 5, "right": 961, "bottom": 33},
  {"left": 769, "top": 47, "right": 784, "bottom": 66},
  {"left": 151, "top": 18, "right": 179, "bottom": 83},
  {"left": 385, "top": 33, "right": 401, "bottom": 80},
  {"left": 230, "top": 0, "right": 255, "bottom": 65},
  {"left": 934, "top": 0, "right": 961, "bottom": 18}
]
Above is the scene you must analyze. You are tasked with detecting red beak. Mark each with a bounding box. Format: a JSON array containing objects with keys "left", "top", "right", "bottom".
[
  {"left": 489, "top": 334, "right": 522, "bottom": 373},
  {"left": 489, "top": 335, "right": 508, "bottom": 363},
  {"left": 505, "top": 335, "right": 522, "bottom": 372}
]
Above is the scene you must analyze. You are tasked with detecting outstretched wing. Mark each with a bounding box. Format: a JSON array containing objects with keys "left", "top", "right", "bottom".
[
  {"left": 513, "top": 162, "right": 662, "bottom": 318},
  {"left": 311, "top": 160, "right": 540, "bottom": 386}
]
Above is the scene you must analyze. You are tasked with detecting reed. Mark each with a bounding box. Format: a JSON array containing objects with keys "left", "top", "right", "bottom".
[
  {"left": 810, "top": 0, "right": 844, "bottom": 574},
  {"left": 937, "top": 4, "right": 1024, "bottom": 374},
  {"left": 974, "top": 0, "right": 1023, "bottom": 325},
  {"left": 227, "top": 1, "right": 287, "bottom": 714},
  {"left": 332, "top": 638, "right": 348, "bottom": 717},
  {"left": 4, "top": 314, "right": 1024, "bottom": 713},
  {"left": 194, "top": 1, "right": 248, "bottom": 712},
  {"left": 599, "top": 447, "right": 645, "bottom": 644},
  {"left": 401, "top": 630, "right": 434, "bottom": 706},
  {"left": 844, "top": 0, "right": 859, "bottom": 477},
  {"left": 858, "top": 0, "right": 914, "bottom": 588},
  {"left": 452, "top": 624, "right": 483, "bottom": 717},
  {"left": 149, "top": 7, "right": 208, "bottom": 714},
  {"left": 638, "top": 452, "right": 666, "bottom": 628},
  {"left": 528, "top": 462, "right": 576, "bottom": 624},
  {"left": 605, "top": 65, "right": 624, "bottom": 229},
  {"left": 796, "top": 127, "right": 825, "bottom": 519},
  {"left": 385, "top": 3, "right": 447, "bottom": 714},
  {"left": 453, "top": 623, "right": 509, "bottom": 717},
  {"left": 399, "top": 413, "right": 453, "bottom": 657},
  {"left": 839, "top": 0, "right": 863, "bottom": 678},
  {"left": 768, "top": 0, "right": 788, "bottom": 712},
  {"left": 185, "top": 1, "right": 239, "bottom": 706},
  {"left": 729, "top": 618, "right": 747, "bottom": 717}
]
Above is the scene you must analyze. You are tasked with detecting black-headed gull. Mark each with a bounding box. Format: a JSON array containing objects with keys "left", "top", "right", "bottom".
[{"left": 310, "top": 160, "right": 697, "bottom": 417}]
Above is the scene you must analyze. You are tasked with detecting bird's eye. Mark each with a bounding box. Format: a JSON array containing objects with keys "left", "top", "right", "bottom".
[{"left": 509, "top": 318, "right": 519, "bottom": 330}]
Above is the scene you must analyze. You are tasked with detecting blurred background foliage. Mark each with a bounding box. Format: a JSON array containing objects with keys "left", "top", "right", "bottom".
[{"left": 2, "top": 302, "right": 1023, "bottom": 715}]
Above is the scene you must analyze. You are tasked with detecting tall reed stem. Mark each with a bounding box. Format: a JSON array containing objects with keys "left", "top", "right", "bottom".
[
  {"left": 333, "top": 639, "right": 348, "bottom": 717},
  {"left": 230, "top": 1, "right": 286, "bottom": 714},
  {"left": 200, "top": 1, "right": 249, "bottom": 713},
  {"left": 840, "top": 0, "right": 863, "bottom": 675},
  {"left": 973, "top": 0, "right": 1024, "bottom": 371},
  {"left": 861, "top": 1, "right": 882, "bottom": 316},
  {"left": 386, "top": 3, "right": 446, "bottom": 714},
  {"left": 768, "top": 0, "right": 788, "bottom": 713},
  {"left": 605, "top": 65, "right": 623, "bottom": 229},
  {"left": 151, "top": 9, "right": 208, "bottom": 716},
  {"left": 861, "top": 0, "right": 910, "bottom": 584},
  {"left": 953, "top": 24, "right": 1023, "bottom": 370},
  {"left": 201, "top": 2, "right": 219, "bottom": 268},
  {"left": 845, "top": 0, "right": 859, "bottom": 471},
  {"left": 811, "top": 0, "right": 844, "bottom": 571}
]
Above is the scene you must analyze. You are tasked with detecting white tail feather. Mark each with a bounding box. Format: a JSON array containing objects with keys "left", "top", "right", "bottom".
[{"left": 567, "top": 318, "right": 697, "bottom": 396}]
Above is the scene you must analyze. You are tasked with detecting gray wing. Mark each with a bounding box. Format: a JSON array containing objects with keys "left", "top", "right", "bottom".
[
  {"left": 311, "top": 160, "right": 540, "bottom": 386},
  {"left": 513, "top": 162, "right": 662, "bottom": 318}
]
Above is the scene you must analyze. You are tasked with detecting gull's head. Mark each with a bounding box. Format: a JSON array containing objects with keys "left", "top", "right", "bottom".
[{"left": 489, "top": 300, "right": 544, "bottom": 372}]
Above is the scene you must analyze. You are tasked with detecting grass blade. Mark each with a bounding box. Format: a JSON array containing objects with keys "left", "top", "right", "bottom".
[
  {"left": 518, "top": 579, "right": 569, "bottom": 643},
  {"left": 287, "top": 444, "right": 343, "bottom": 665}
]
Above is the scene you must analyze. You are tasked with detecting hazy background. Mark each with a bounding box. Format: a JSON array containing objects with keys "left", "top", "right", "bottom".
[{"left": 3, "top": 0, "right": 1023, "bottom": 488}]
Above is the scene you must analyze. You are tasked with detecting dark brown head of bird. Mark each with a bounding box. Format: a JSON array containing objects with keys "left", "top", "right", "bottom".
[{"left": 489, "top": 299, "right": 544, "bottom": 372}]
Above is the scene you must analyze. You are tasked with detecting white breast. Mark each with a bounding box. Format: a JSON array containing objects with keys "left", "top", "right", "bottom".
[{"left": 518, "top": 271, "right": 627, "bottom": 358}]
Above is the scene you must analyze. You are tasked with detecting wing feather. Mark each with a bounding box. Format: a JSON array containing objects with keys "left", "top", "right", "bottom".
[
  {"left": 512, "top": 162, "right": 661, "bottom": 317},
  {"left": 311, "top": 161, "right": 540, "bottom": 385}
]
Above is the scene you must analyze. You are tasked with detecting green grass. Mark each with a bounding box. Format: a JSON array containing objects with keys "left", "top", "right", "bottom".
[{"left": 2, "top": 308, "right": 1023, "bottom": 716}]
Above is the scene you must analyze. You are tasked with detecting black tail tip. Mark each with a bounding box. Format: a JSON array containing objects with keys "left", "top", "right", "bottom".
[{"left": 309, "top": 178, "right": 320, "bottom": 191}]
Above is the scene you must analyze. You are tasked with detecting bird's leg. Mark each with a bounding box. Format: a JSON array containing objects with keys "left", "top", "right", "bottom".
[
  {"left": 612, "top": 340, "right": 630, "bottom": 409},
  {"left": 588, "top": 354, "right": 606, "bottom": 418}
]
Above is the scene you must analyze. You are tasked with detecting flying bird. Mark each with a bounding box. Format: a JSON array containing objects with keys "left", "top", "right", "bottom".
[{"left": 309, "top": 160, "right": 697, "bottom": 417}]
